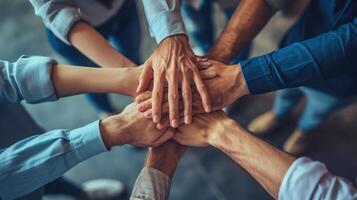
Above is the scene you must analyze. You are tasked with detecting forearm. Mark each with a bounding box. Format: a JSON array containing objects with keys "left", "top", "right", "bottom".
[
  {"left": 240, "top": 19, "right": 357, "bottom": 95},
  {"left": 51, "top": 64, "right": 140, "bottom": 98},
  {"left": 207, "top": 0, "right": 274, "bottom": 63},
  {"left": 69, "top": 22, "right": 136, "bottom": 68},
  {"left": 144, "top": 140, "right": 187, "bottom": 177},
  {"left": 130, "top": 141, "right": 186, "bottom": 200},
  {"left": 210, "top": 122, "right": 295, "bottom": 198}
]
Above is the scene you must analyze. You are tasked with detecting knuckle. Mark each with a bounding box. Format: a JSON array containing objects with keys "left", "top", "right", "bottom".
[{"left": 169, "top": 92, "right": 178, "bottom": 101}]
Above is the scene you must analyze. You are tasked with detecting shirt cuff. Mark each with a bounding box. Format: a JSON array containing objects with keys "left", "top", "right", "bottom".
[
  {"left": 149, "top": 11, "right": 186, "bottom": 44},
  {"left": 49, "top": 7, "right": 82, "bottom": 45},
  {"left": 131, "top": 167, "right": 171, "bottom": 200},
  {"left": 279, "top": 157, "right": 327, "bottom": 200},
  {"left": 240, "top": 56, "right": 277, "bottom": 95},
  {"left": 15, "top": 55, "right": 58, "bottom": 103},
  {"left": 69, "top": 120, "right": 108, "bottom": 162}
]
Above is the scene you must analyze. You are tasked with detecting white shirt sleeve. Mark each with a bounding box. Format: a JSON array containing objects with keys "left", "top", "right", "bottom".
[
  {"left": 141, "top": 0, "right": 186, "bottom": 44},
  {"left": 279, "top": 157, "right": 357, "bottom": 200}
]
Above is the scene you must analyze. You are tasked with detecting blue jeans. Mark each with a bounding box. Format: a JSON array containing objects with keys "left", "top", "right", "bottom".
[
  {"left": 273, "top": 88, "right": 344, "bottom": 133},
  {"left": 46, "top": 0, "right": 140, "bottom": 113},
  {"left": 181, "top": 0, "right": 251, "bottom": 63}
]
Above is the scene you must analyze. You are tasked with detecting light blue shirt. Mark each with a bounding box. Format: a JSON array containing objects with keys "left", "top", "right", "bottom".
[
  {"left": 279, "top": 157, "right": 357, "bottom": 200},
  {"left": 29, "top": 0, "right": 186, "bottom": 45},
  {"left": 0, "top": 56, "right": 108, "bottom": 200}
]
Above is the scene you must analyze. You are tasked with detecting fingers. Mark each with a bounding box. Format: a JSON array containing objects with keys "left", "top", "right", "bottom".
[
  {"left": 151, "top": 129, "right": 175, "bottom": 147},
  {"left": 152, "top": 70, "right": 165, "bottom": 123},
  {"left": 191, "top": 62, "right": 212, "bottom": 113},
  {"left": 181, "top": 61, "right": 192, "bottom": 124},
  {"left": 167, "top": 66, "right": 180, "bottom": 128},
  {"left": 200, "top": 70, "right": 217, "bottom": 80},
  {"left": 197, "top": 58, "right": 212, "bottom": 70},
  {"left": 136, "top": 63, "right": 153, "bottom": 93},
  {"left": 135, "top": 91, "right": 152, "bottom": 103}
]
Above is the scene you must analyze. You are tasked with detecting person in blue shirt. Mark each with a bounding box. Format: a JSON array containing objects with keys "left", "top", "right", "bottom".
[{"left": 0, "top": 56, "right": 174, "bottom": 200}]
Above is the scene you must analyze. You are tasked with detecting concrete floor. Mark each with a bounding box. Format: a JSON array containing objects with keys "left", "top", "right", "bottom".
[{"left": 1, "top": 1, "right": 357, "bottom": 200}]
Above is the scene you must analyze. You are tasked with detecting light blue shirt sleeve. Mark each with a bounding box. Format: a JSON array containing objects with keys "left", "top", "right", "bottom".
[
  {"left": 130, "top": 167, "right": 171, "bottom": 200},
  {"left": 0, "top": 120, "right": 108, "bottom": 200},
  {"left": 279, "top": 157, "right": 357, "bottom": 200},
  {"left": 141, "top": 0, "right": 187, "bottom": 44},
  {"left": 0, "top": 55, "right": 58, "bottom": 104},
  {"left": 29, "top": 0, "right": 82, "bottom": 45}
]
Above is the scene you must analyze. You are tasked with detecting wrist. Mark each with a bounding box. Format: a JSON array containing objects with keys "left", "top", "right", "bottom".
[
  {"left": 232, "top": 63, "right": 250, "bottom": 99},
  {"left": 99, "top": 115, "right": 127, "bottom": 148},
  {"left": 145, "top": 142, "right": 187, "bottom": 177},
  {"left": 208, "top": 118, "right": 242, "bottom": 149},
  {"left": 114, "top": 67, "right": 141, "bottom": 97}
]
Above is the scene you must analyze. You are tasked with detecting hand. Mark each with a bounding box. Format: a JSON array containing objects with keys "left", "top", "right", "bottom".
[
  {"left": 145, "top": 140, "right": 187, "bottom": 177},
  {"left": 136, "top": 34, "right": 212, "bottom": 128},
  {"left": 99, "top": 102, "right": 174, "bottom": 148},
  {"left": 174, "top": 111, "right": 236, "bottom": 147},
  {"left": 135, "top": 59, "right": 249, "bottom": 127}
]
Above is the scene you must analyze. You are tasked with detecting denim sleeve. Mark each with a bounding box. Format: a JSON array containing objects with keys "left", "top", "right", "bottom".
[
  {"left": 240, "top": 18, "right": 357, "bottom": 95},
  {"left": 141, "top": 0, "right": 186, "bottom": 44},
  {"left": 0, "top": 120, "right": 107, "bottom": 200},
  {"left": 279, "top": 157, "right": 357, "bottom": 200},
  {"left": 0, "top": 56, "right": 58, "bottom": 104},
  {"left": 29, "top": 0, "right": 82, "bottom": 45},
  {"left": 130, "top": 167, "right": 171, "bottom": 200}
]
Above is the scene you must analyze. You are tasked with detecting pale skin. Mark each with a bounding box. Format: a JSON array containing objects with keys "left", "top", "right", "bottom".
[
  {"left": 174, "top": 111, "right": 295, "bottom": 199},
  {"left": 137, "top": 34, "right": 212, "bottom": 128},
  {"left": 68, "top": 22, "right": 136, "bottom": 68},
  {"left": 50, "top": 64, "right": 176, "bottom": 148}
]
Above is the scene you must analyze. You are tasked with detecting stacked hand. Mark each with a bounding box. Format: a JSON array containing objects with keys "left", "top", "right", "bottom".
[
  {"left": 135, "top": 59, "right": 249, "bottom": 128},
  {"left": 136, "top": 35, "right": 212, "bottom": 128}
]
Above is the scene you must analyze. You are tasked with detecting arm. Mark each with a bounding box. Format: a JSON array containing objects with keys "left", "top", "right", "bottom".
[
  {"left": 0, "top": 56, "right": 141, "bottom": 104},
  {"left": 174, "top": 111, "right": 294, "bottom": 198},
  {"left": 130, "top": 140, "right": 187, "bottom": 200},
  {"left": 0, "top": 103, "right": 174, "bottom": 200},
  {"left": 29, "top": 0, "right": 135, "bottom": 68},
  {"left": 174, "top": 111, "right": 357, "bottom": 199},
  {"left": 240, "top": 17, "right": 357, "bottom": 95},
  {"left": 139, "top": 0, "right": 211, "bottom": 128},
  {"left": 206, "top": 0, "right": 294, "bottom": 63}
]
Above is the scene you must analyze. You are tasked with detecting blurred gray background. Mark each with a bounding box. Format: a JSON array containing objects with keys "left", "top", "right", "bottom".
[{"left": 1, "top": 0, "right": 356, "bottom": 200}]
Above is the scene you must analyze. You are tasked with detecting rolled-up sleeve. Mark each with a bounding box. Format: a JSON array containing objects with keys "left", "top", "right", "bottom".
[
  {"left": 0, "top": 55, "right": 58, "bottom": 104},
  {"left": 0, "top": 120, "right": 108, "bottom": 200},
  {"left": 141, "top": 0, "right": 186, "bottom": 44},
  {"left": 240, "top": 18, "right": 357, "bottom": 95},
  {"left": 279, "top": 157, "right": 357, "bottom": 200},
  {"left": 130, "top": 167, "right": 171, "bottom": 200},
  {"left": 29, "top": 0, "right": 82, "bottom": 44}
]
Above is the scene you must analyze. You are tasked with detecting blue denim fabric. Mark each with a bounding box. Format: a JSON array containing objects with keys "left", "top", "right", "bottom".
[
  {"left": 265, "top": 0, "right": 357, "bottom": 133},
  {"left": 240, "top": 0, "right": 357, "bottom": 96},
  {"left": 181, "top": 0, "right": 251, "bottom": 63},
  {"left": 46, "top": 0, "right": 140, "bottom": 113}
]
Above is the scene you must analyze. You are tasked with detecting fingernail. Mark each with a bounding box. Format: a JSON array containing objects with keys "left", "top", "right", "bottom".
[
  {"left": 171, "top": 119, "right": 179, "bottom": 128},
  {"left": 204, "top": 105, "right": 212, "bottom": 113},
  {"left": 185, "top": 116, "right": 192, "bottom": 124},
  {"left": 153, "top": 115, "right": 159, "bottom": 123}
]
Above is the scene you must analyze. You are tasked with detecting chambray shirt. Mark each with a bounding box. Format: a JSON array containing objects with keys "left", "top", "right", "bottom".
[
  {"left": 29, "top": 0, "right": 185, "bottom": 45},
  {"left": 0, "top": 56, "right": 108, "bottom": 200}
]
